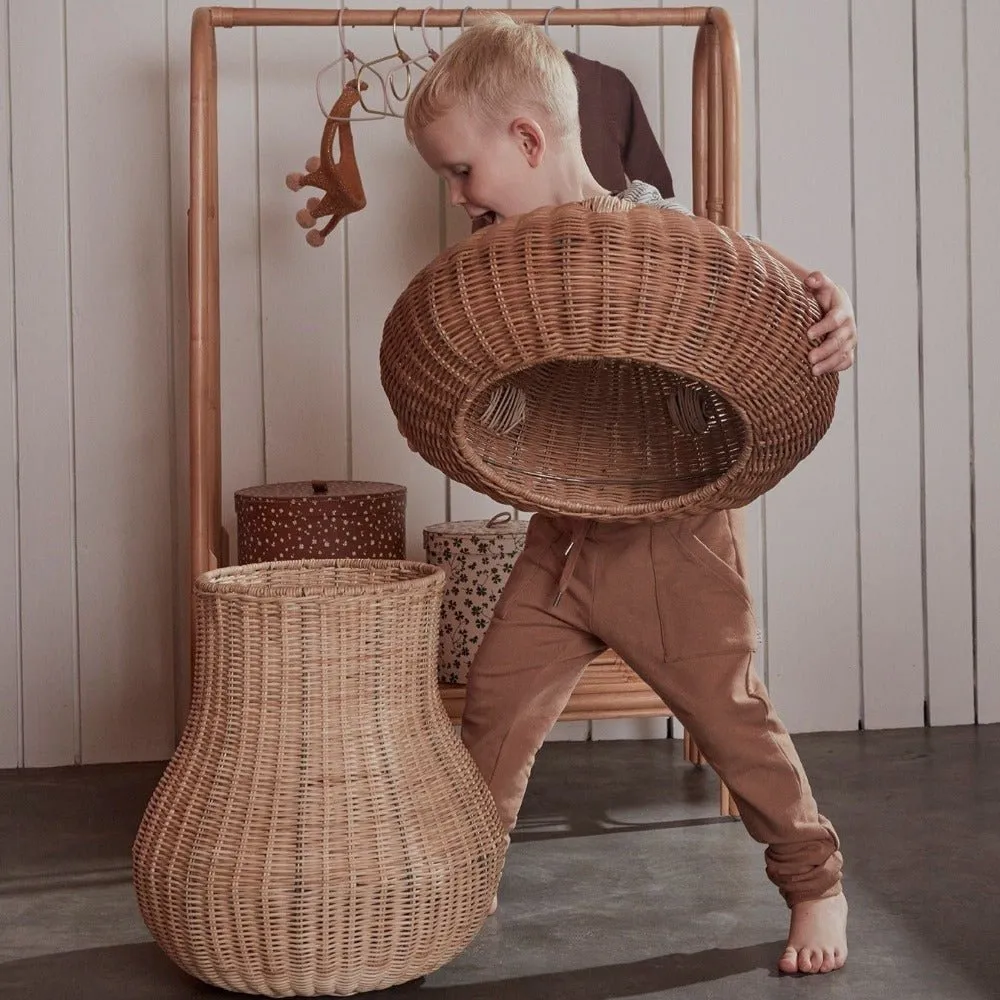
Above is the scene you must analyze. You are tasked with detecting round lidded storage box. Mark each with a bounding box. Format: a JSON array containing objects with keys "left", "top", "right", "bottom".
[
  {"left": 423, "top": 513, "right": 528, "bottom": 684},
  {"left": 235, "top": 480, "right": 406, "bottom": 564}
]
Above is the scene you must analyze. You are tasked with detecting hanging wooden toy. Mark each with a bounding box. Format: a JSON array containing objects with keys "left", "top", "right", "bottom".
[{"left": 285, "top": 79, "right": 368, "bottom": 246}]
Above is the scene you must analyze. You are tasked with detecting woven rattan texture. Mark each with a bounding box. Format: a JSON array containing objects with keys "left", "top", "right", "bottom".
[
  {"left": 132, "top": 560, "right": 506, "bottom": 997},
  {"left": 382, "top": 199, "right": 838, "bottom": 519}
]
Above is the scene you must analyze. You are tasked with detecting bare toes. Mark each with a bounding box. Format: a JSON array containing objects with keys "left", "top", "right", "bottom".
[
  {"left": 779, "top": 948, "right": 799, "bottom": 974},
  {"left": 819, "top": 950, "right": 837, "bottom": 974},
  {"left": 799, "top": 948, "right": 819, "bottom": 974}
]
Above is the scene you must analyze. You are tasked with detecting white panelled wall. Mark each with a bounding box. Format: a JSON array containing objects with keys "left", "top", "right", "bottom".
[{"left": 1, "top": 0, "right": 997, "bottom": 767}]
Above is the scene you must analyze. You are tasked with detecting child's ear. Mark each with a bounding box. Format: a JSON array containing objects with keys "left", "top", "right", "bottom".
[{"left": 511, "top": 117, "right": 545, "bottom": 167}]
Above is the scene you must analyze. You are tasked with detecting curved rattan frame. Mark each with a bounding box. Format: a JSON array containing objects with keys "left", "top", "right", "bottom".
[
  {"left": 185, "top": 9, "right": 746, "bottom": 779},
  {"left": 382, "top": 200, "right": 837, "bottom": 519}
]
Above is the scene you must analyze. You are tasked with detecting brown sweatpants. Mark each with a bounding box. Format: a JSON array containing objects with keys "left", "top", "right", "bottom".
[{"left": 461, "top": 509, "right": 843, "bottom": 907}]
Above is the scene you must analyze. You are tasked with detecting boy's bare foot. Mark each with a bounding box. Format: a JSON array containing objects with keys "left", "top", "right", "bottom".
[
  {"left": 779, "top": 891, "right": 848, "bottom": 974},
  {"left": 488, "top": 893, "right": 497, "bottom": 915}
]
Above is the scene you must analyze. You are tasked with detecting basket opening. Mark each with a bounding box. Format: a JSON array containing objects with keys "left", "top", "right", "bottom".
[
  {"left": 462, "top": 358, "right": 748, "bottom": 511},
  {"left": 198, "top": 560, "right": 442, "bottom": 598}
]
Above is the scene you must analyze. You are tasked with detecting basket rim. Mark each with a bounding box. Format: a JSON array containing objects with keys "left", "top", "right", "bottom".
[
  {"left": 195, "top": 558, "right": 444, "bottom": 598},
  {"left": 452, "top": 357, "right": 757, "bottom": 518}
]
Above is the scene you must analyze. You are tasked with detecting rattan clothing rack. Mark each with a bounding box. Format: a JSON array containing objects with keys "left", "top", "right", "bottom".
[{"left": 187, "top": 6, "right": 743, "bottom": 817}]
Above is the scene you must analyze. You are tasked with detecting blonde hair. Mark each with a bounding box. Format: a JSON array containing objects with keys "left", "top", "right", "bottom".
[{"left": 404, "top": 14, "right": 580, "bottom": 146}]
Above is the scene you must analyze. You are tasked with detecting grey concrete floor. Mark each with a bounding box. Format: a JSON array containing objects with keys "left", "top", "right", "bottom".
[{"left": 1, "top": 725, "right": 998, "bottom": 999}]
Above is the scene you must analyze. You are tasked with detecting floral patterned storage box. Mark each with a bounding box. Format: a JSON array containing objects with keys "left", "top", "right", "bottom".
[{"left": 423, "top": 514, "right": 528, "bottom": 684}]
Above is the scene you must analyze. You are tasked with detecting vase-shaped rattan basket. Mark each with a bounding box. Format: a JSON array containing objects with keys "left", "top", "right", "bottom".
[
  {"left": 132, "top": 559, "right": 506, "bottom": 997},
  {"left": 382, "top": 197, "right": 838, "bottom": 520}
]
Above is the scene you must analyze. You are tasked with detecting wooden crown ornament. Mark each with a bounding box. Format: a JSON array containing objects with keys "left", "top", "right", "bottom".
[{"left": 286, "top": 79, "right": 368, "bottom": 247}]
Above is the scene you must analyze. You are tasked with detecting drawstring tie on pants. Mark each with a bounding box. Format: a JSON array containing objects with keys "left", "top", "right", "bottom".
[{"left": 553, "top": 520, "right": 592, "bottom": 607}]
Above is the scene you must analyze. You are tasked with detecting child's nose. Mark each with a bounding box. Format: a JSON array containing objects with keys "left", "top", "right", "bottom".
[{"left": 449, "top": 183, "right": 466, "bottom": 207}]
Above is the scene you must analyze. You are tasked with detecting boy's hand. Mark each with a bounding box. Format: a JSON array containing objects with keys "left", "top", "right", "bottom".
[{"left": 803, "top": 272, "right": 857, "bottom": 376}]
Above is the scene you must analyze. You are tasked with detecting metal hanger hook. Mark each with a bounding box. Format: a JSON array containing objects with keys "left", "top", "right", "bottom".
[
  {"left": 420, "top": 6, "right": 439, "bottom": 59},
  {"left": 388, "top": 7, "right": 413, "bottom": 102},
  {"left": 392, "top": 6, "right": 408, "bottom": 57},
  {"left": 338, "top": 5, "right": 352, "bottom": 60},
  {"left": 543, "top": 6, "right": 563, "bottom": 37}
]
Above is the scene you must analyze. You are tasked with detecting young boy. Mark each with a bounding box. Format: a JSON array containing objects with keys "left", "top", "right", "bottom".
[{"left": 402, "top": 15, "right": 856, "bottom": 977}]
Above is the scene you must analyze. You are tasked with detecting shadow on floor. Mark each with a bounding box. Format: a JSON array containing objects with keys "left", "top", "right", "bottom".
[
  {"left": 4, "top": 728, "right": 999, "bottom": 999},
  {"left": 512, "top": 813, "right": 736, "bottom": 844},
  {"left": 0, "top": 939, "right": 780, "bottom": 1000}
]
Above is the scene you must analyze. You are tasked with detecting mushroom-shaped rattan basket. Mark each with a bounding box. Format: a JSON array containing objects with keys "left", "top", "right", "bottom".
[{"left": 381, "top": 197, "right": 838, "bottom": 520}]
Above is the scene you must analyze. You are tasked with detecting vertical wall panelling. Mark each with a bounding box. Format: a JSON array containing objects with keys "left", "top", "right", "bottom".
[
  {"left": 345, "top": 0, "right": 446, "bottom": 559},
  {"left": 439, "top": 2, "right": 515, "bottom": 525},
  {"left": 8, "top": 1, "right": 78, "bottom": 765},
  {"left": 0, "top": 0, "right": 21, "bottom": 768},
  {"left": 214, "top": 6, "right": 265, "bottom": 553},
  {"left": 756, "top": 0, "right": 860, "bottom": 733},
  {"left": 1, "top": 3, "right": 995, "bottom": 766},
  {"left": 915, "top": 0, "right": 976, "bottom": 726},
  {"left": 65, "top": 0, "right": 176, "bottom": 762},
  {"left": 659, "top": 9, "right": 696, "bottom": 206},
  {"left": 256, "top": 1, "right": 350, "bottom": 493},
  {"left": 851, "top": 0, "right": 924, "bottom": 728},
  {"left": 967, "top": 0, "right": 1000, "bottom": 723},
  {"left": 723, "top": 0, "right": 760, "bottom": 267},
  {"left": 165, "top": 0, "right": 200, "bottom": 732}
]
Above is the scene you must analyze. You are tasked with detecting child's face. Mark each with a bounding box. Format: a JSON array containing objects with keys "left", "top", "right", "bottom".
[{"left": 413, "top": 106, "right": 551, "bottom": 224}]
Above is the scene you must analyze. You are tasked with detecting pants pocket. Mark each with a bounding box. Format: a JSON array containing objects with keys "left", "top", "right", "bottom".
[
  {"left": 674, "top": 512, "right": 753, "bottom": 611},
  {"left": 654, "top": 514, "right": 757, "bottom": 658}
]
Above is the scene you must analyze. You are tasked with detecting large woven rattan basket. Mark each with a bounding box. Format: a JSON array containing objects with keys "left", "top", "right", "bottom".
[
  {"left": 382, "top": 197, "right": 838, "bottom": 519},
  {"left": 132, "top": 560, "right": 506, "bottom": 997}
]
